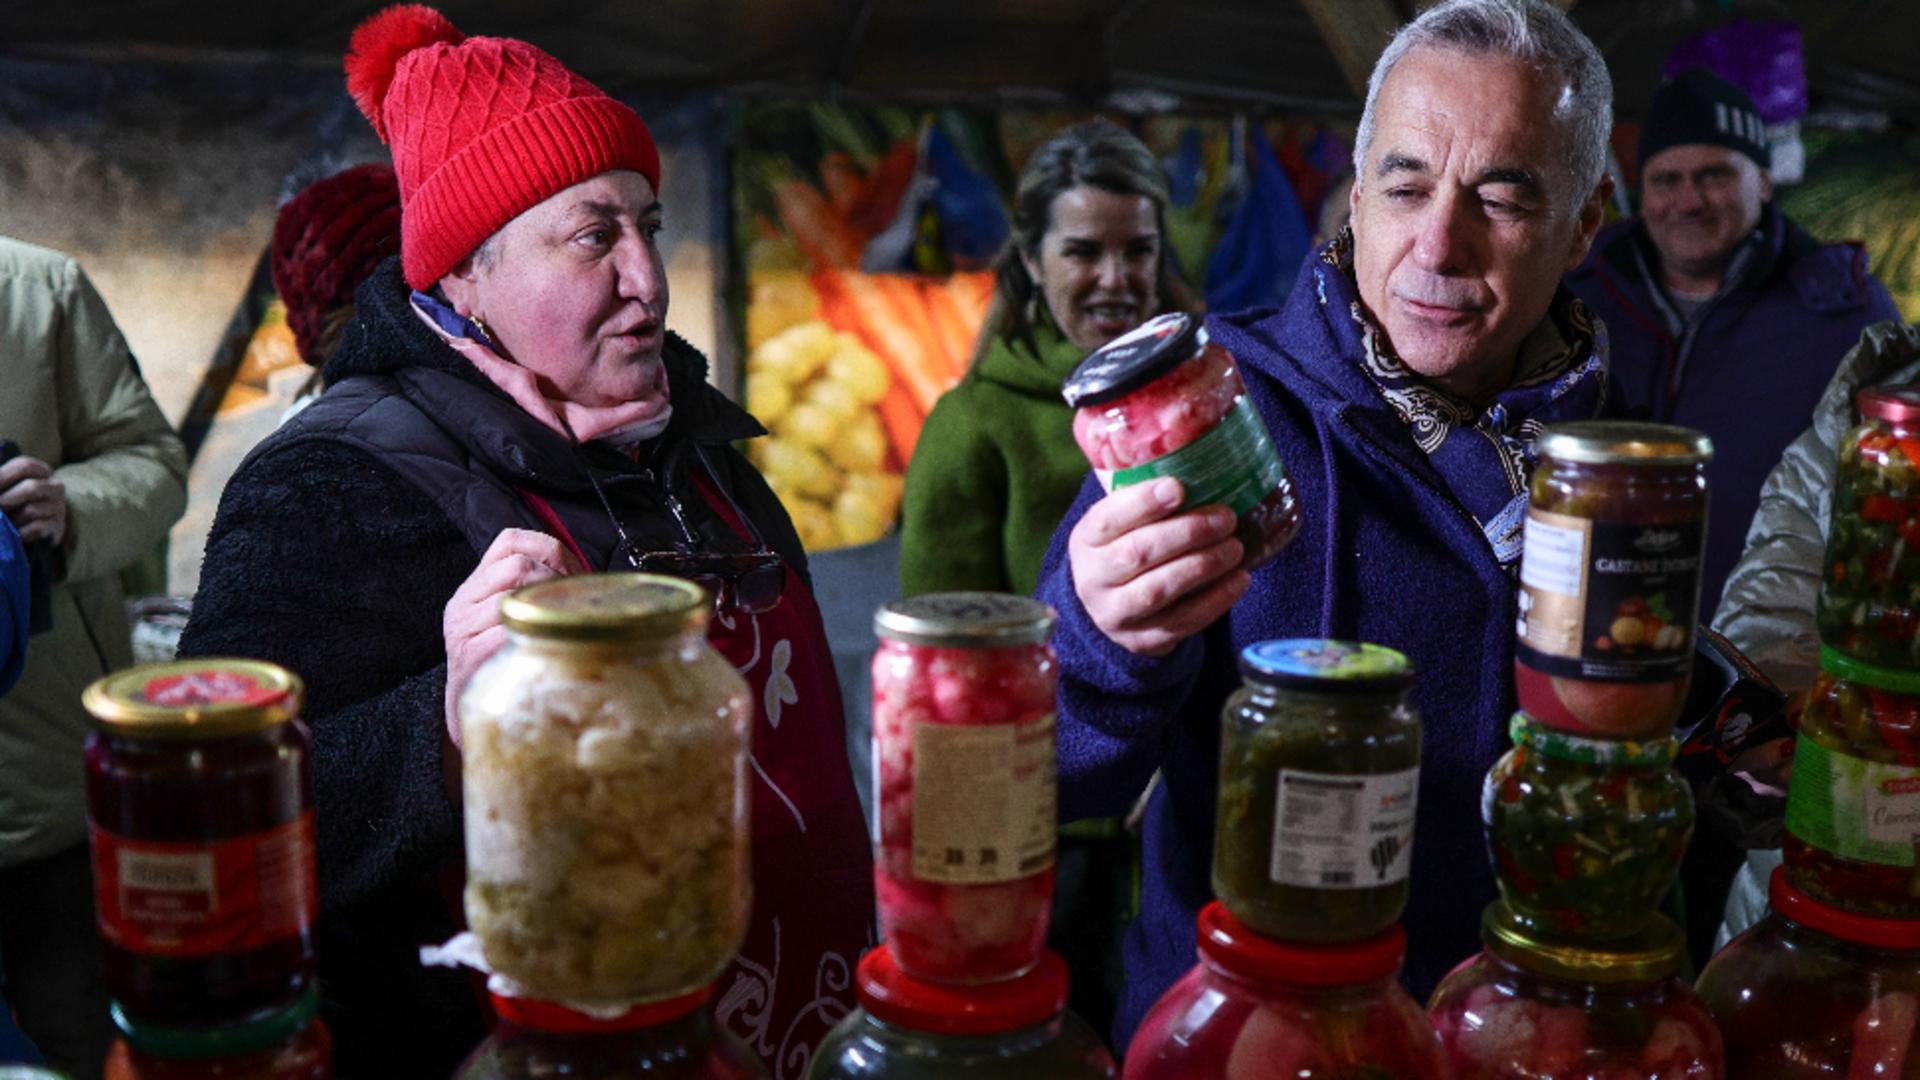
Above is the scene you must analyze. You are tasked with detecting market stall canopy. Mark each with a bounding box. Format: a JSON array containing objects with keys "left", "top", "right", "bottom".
[{"left": 3, "top": 0, "right": 1917, "bottom": 121}]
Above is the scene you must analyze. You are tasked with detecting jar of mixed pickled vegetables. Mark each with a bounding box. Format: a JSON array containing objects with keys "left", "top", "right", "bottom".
[
  {"left": 1483, "top": 713, "right": 1692, "bottom": 940},
  {"left": 1819, "top": 385, "right": 1920, "bottom": 670},
  {"left": 458, "top": 574, "right": 751, "bottom": 1006},
  {"left": 103, "top": 988, "right": 331, "bottom": 1080},
  {"left": 1124, "top": 902, "right": 1448, "bottom": 1079},
  {"left": 1061, "top": 312, "right": 1300, "bottom": 571},
  {"left": 455, "top": 985, "right": 766, "bottom": 1080},
  {"left": 1213, "top": 640, "right": 1419, "bottom": 943},
  {"left": 807, "top": 948, "right": 1114, "bottom": 1079},
  {"left": 1515, "top": 422, "right": 1713, "bottom": 739},
  {"left": 871, "top": 593, "right": 1057, "bottom": 984},
  {"left": 82, "top": 659, "right": 316, "bottom": 1028},
  {"left": 1783, "top": 648, "right": 1920, "bottom": 918},
  {"left": 1428, "top": 905, "right": 1723, "bottom": 1079}
]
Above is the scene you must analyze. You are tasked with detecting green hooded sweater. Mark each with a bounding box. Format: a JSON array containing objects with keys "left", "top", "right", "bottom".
[{"left": 899, "top": 323, "right": 1091, "bottom": 597}]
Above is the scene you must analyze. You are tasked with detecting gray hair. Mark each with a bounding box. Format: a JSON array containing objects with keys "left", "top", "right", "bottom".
[{"left": 1352, "top": 0, "right": 1613, "bottom": 210}]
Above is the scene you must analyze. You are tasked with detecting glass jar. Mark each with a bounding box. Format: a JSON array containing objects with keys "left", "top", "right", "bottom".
[
  {"left": 1429, "top": 905, "right": 1723, "bottom": 1079},
  {"left": 455, "top": 985, "right": 765, "bottom": 1079},
  {"left": 1124, "top": 902, "right": 1447, "bottom": 1078},
  {"left": 1698, "top": 867, "right": 1920, "bottom": 1077},
  {"left": 1061, "top": 312, "right": 1300, "bottom": 571},
  {"left": 103, "top": 988, "right": 332, "bottom": 1079},
  {"left": 1483, "top": 713, "right": 1692, "bottom": 940},
  {"left": 1515, "top": 422, "right": 1713, "bottom": 739},
  {"left": 1818, "top": 385, "right": 1920, "bottom": 669},
  {"left": 807, "top": 948, "right": 1114, "bottom": 1079},
  {"left": 459, "top": 574, "right": 751, "bottom": 1006},
  {"left": 871, "top": 593, "right": 1058, "bottom": 984},
  {"left": 1213, "top": 640, "right": 1420, "bottom": 943},
  {"left": 82, "top": 659, "right": 316, "bottom": 1027},
  {"left": 1783, "top": 649, "right": 1920, "bottom": 917}
]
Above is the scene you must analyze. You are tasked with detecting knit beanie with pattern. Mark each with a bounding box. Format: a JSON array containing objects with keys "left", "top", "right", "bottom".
[
  {"left": 1639, "top": 66, "right": 1771, "bottom": 173},
  {"left": 271, "top": 162, "right": 402, "bottom": 365},
  {"left": 344, "top": 4, "right": 661, "bottom": 290}
]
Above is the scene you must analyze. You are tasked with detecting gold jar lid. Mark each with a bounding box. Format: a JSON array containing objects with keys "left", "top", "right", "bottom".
[
  {"left": 500, "top": 573, "right": 709, "bottom": 642},
  {"left": 1482, "top": 901, "right": 1684, "bottom": 984},
  {"left": 83, "top": 658, "right": 302, "bottom": 740},
  {"left": 1535, "top": 421, "right": 1714, "bottom": 466},
  {"left": 874, "top": 592, "right": 1057, "bottom": 647}
]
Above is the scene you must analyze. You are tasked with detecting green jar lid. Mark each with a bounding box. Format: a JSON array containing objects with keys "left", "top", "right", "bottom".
[
  {"left": 1508, "top": 712, "right": 1677, "bottom": 766},
  {"left": 1820, "top": 644, "right": 1920, "bottom": 695},
  {"left": 1483, "top": 902, "right": 1685, "bottom": 984},
  {"left": 112, "top": 988, "right": 319, "bottom": 1059},
  {"left": 1238, "top": 639, "right": 1415, "bottom": 695}
]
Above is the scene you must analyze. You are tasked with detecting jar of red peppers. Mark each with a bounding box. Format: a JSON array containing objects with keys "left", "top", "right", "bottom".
[
  {"left": 1428, "top": 905, "right": 1723, "bottom": 1079},
  {"left": 871, "top": 593, "right": 1057, "bottom": 984},
  {"left": 455, "top": 984, "right": 765, "bottom": 1080},
  {"left": 1123, "top": 902, "right": 1449, "bottom": 1079},
  {"left": 82, "top": 659, "right": 316, "bottom": 1028},
  {"left": 103, "top": 987, "right": 331, "bottom": 1079},
  {"left": 1061, "top": 312, "right": 1300, "bottom": 571},
  {"left": 1819, "top": 385, "right": 1920, "bottom": 669},
  {"left": 1698, "top": 867, "right": 1920, "bottom": 1078},
  {"left": 1783, "top": 649, "right": 1920, "bottom": 917},
  {"left": 1515, "top": 422, "right": 1713, "bottom": 739}
]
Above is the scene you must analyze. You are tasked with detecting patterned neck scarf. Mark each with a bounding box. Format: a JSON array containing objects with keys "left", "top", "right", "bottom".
[{"left": 1316, "top": 228, "right": 1610, "bottom": 565}]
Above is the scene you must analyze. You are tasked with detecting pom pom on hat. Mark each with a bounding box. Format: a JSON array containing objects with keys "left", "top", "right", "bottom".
[
  {"left": 271, "top": 163, "right": 403, "bottom": 366},
  {"left": 345, "top": 4, "right": 462, "bottom": 143}
]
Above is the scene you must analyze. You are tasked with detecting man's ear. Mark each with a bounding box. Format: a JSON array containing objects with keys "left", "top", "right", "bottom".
[
  {"left": 438, "top": 257, "right": 482, "bottom": 316},
  {"left": 1568, "top": 175, "right": 1613, "bottom": 270}
]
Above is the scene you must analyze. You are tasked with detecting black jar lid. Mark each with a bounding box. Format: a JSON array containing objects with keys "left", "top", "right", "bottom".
[
  {"left": 1060, "top": 311, "right": 1202, "bottom": 408},
  {"left": 1237, "top": 639, "right": 1415, "bottom": 695}
]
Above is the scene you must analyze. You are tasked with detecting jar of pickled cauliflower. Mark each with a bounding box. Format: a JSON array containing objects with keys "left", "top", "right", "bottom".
[
  {"left": 1062, "top": 312, "right": 1300, "bottom": 571},
  {"left": 871, "top": 593, "right": 1058, "bottom": 984},
  {"left": 459, "top": 573, "right": 751, "bottom": 1006}
]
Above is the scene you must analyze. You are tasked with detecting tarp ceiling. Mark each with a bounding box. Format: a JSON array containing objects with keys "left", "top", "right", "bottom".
[{"left": 4, "top": 0, "right": 1917, "bottom": 123}]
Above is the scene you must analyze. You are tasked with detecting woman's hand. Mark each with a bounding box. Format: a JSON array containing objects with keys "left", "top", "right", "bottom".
[
  {"left": 443, "top": 528, "right": 586, "bottom": 748},
  {"left": 1069, "top": 478, "right": 1250, "bottom": 657}
]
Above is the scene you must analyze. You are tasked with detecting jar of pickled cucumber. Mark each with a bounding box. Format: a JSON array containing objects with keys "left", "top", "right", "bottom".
[
  {"left": 458, "top": 574, "right": 751, "bottom": 1006},
  {"left": 1515, "top": 422, "right": 1713, "bottom": 739},
  {"left": 1483, "top": 713, "right": 1692, "bottom": 940},
  {"left": 1818, "top": 385, "right": 1920, "bottom": 670},
  {"left": 1212, "top": 640, "right": 1420, "bottom": 943}
]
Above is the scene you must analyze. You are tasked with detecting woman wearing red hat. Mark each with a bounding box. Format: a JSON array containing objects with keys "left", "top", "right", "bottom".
[{"left": 178, "top": 6, "right": 873, "bottom": 1076}]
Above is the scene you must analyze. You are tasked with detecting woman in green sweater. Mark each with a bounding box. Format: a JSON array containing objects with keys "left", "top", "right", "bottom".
[{"left": 899, "top": 118, "right": 1198, "bottom": 596}]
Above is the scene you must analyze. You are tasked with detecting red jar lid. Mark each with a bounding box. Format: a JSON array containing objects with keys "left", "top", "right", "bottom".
[
  {"left": 1859, "top": 385, "right": 1920, "bottom": 425},
  {"left": 857, "top": 945, "right": 1068, "bottom": 1036},
  {"left": 1770, "top": 868, "right": 1920, "bottom": 949},
  {"left": 491, "top": 983, "right": 713, "bottom": 1034},
  {"left": 1196, "top": 901, "right": 1405, "bottom": 986}
]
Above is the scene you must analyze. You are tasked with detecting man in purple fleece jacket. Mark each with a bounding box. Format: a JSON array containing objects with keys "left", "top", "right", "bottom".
[{"left": 1037, "top": 0, "right": 1621, "bottom": 1046}]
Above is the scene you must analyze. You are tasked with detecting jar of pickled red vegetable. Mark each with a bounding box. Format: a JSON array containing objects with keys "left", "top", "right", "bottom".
[
  {"left": 455, "top": 984, "right": 765, "bottom": 1079},
  {"left": 1124, "top": 902, "right": 1449, "bottom": 1079},
  {"left": 807, "top": 948, "right": 1114, "bottom": 1079},
  {"left": 82, "top": 659, "right": 316, "bottom": 1028},
  {"left": 871, "top": 593, "right": 1057, "bottom": 984},
  {"left": 1819, "top": 385, "right": 1920, "bottom": 669},
  {"left": 103, "top": 988, "right": 332, "bottom": 1079},
  {"left": 1483, "top": 713, "right": 1692, "bottom": 940},
  {"left": 1783, "top": 648, "right": 1920, "bottom": 918},
  {"left": 1515, "top": 421, "right": 1713, "bottom": 739},
  {"left": 1429, "top": 905, "right": 1723, "bottom": 1078},
  {"left": 1213, "top": 640, "right": 1419, "bottom": 943},
  {"left": 459, "top": 574, "right": 751, "bottom": 1006},
  {"left": 1061, "top": 312, "right": 1300, "bottom": 571}
]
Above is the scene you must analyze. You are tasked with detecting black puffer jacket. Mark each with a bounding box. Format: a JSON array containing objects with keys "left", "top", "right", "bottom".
[{"left": 179, "top": 258, "right": 807, "bottom": 1078}]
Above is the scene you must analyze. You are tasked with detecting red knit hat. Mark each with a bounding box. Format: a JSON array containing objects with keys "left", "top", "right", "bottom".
[
  {"left": 344, "top": 4, "right": 661, "bottom": 291},
  {"left": 271, "top": 163, "right": 402, "bottom": 365}
]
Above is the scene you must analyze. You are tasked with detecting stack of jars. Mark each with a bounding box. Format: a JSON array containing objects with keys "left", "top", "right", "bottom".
[
  {"left": 824, "top": 593, "right": 1114, "bottom": 1078},
  {"left": 1126, "top": 639, "right": 1450, "bottom": 1077},
  {"left": 1430, "top": 421, "right": 1725, "bottom": 1078},
  {"left": 82, "top": 659, "right": 331, "bottom": 1079}
]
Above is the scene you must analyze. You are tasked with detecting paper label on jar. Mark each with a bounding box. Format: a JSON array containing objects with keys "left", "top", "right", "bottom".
[
  {"left": 909, "top": 715, "right": 1056, "bottom": 884},
  {"left": 1269, "top": 766, "right": 1418, "bottom": 889},
  {"left": 1515, "top": 509, "right": 1701, "bottom": 682},
  {"left": 89, "top": 813, "right": 318, "bottom": 957},
  {"left": 1786, "top": 735, "right": 1920, "bottom": 867},
  {"left": 1098, "top": 395, "right": 1287, "bottom": 516}
]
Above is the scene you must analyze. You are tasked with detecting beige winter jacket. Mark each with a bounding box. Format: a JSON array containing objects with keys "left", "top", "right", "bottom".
[{"left": 0, "top": 238, "right": 186, "bottom": 867}]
